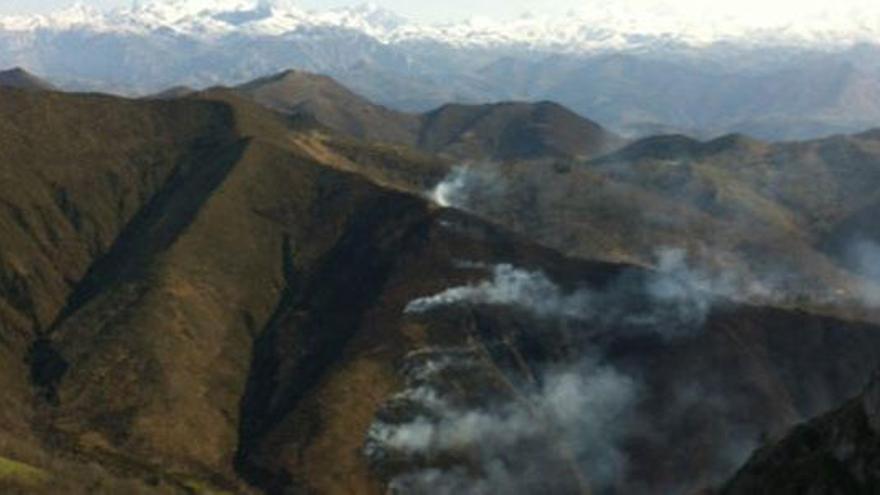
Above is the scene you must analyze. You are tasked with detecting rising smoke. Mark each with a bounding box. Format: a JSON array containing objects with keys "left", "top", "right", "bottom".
[
  {"left": 366, "top": 348, "right": 638, "bottom": 494},
  {"left": 847, "top": 239, "right": 880, "bottom": 306},
  {"left": 366, "top": 250, "right": 754, "bottom": 493},
  {"left": 425, "top": 162, "right": 813, "bottom": 308},
  {"left": 405, "top": 263, "right": 594, "bottom": 320},
  {"left": 405, "top": 248, "right": 746, "bottom": 338}
]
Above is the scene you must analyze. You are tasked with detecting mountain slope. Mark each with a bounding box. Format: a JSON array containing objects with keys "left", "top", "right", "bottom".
[
  {"left": 4, "top": 87, "right": 880, "bottom": 495},
  {"left": 418, "top": 101, "right": 623, "bottom": 160},
  {"left": 235, "top": 70, "right": 420, "bottom": 146},
  {"left": 722, "top": 371, "right": 880, "bottom": 494},
  {"left": 430, "top": 129, "right": 880, "bottom": 312},
  {"left": 0, "top": 67, "right": 54, "bottom": 90},
  {"left": 232, "top": 70, "right": 624, "bottom": 161},
  {"left": 0, "top": 86, "right": 247, "bottom": 492}
]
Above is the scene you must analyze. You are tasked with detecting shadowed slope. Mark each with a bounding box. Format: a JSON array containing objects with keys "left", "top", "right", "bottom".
[
  {"left": 418, "top": 101, "right": 622, "bottom": 160},
  {"left": 0, "top": 68, "right": 55, "bottom": 91},
  {"left": 722, "top": 371, "right": 880, "bottom": 494}
]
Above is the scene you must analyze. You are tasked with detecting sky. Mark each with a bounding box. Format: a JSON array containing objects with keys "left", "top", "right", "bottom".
[{"left": 0, "top": 0, "right": 877, "bottom": 24}]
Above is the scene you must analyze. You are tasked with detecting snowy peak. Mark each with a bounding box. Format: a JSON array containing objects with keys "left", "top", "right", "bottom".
[{"left": 1, "top": 0, "right": 879, "bottom": 50}]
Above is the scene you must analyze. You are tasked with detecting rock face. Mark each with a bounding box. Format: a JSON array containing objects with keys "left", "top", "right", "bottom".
[{"left": 722, "top": 372, "right": 880, "bottom": 495}]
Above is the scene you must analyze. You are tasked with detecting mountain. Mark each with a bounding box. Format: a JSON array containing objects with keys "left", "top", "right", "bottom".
[
  {"left": 3, "top": 0, "right": 879, "bottom": 53},
  {"left": 428, "top": 128, "right": 880, "bottom": 316},
  {"left": 3, "top": 2, "right": 880, "bottom": 139},
  {"left": 0, "top": 67, "right": 54, "bottom": 90},
  {"left": 5, "top": 82, "right": 880, "bottom": 494},
  {"left": 721, "top": 371, "right": 880, "bottom": 494},
  {"left": 235, "top": 69, "right": 419, "bottom": 145},
  {"left": 146, "top": 85, "right": 196, "bottom": 100},
  {"left": 231, "top": 70, "right": 622, "bottom": 160},
  {"left": 418, "top": 101, "right": 622, "bottom": 160}
]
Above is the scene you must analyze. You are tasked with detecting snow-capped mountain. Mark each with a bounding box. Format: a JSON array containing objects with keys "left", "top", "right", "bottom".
[
  {"left": 2, "top": 0, "right": 879, "bottom": 50},
  {"left": 2, "top": 0, "right": 880, "bottom": 141}
]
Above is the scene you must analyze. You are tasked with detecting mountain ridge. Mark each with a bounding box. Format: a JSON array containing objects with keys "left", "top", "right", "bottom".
[{"left": 231, "top": 69, "right": 623, "bottom": 160}]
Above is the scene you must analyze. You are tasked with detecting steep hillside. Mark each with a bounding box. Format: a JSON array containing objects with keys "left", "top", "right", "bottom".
[
  {"left": 429, "top": 130, "right": 880, "bottom": 312},
  {"left": 0, "top": 86, "right": 246, "bottom": 492},
  {"left": 722, "top": 371, "right": 880, "bottom": 494}
]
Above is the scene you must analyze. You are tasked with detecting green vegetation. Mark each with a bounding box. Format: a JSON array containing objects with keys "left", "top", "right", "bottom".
[{"left": 0, "top": 456, "right": 50, "bottom": 487}]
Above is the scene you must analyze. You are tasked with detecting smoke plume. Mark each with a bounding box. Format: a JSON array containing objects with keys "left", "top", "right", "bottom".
[
  {"left": 406, "top": 248, "right": 741, "bottom": 338},
  {"left": 366, "top": 349, "right": 638, "bottom": 494},
  {"left": 366, "top": 249, "right": 765, "bottom": 493},
  {"left": 846, "top": 239, "right": 880, "bottom": 306},
  {"left": 428, "top": 165, "right": 507, "bottom": 210}
]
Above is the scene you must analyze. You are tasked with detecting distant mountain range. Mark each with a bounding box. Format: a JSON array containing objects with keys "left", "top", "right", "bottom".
[{"left": 3, "top": 1, "right": 880, "bottom": 140}]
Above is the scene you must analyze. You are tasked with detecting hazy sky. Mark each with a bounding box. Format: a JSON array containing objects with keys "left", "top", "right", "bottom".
[{"left": 0, "top": 0, "right": 875, "bottom": 24}]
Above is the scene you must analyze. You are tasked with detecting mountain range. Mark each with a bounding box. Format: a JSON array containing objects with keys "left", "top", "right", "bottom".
[
  {"left": 3, "top": 1, "right": 880, "bottom": 139},
  {"left": 234, "top": 69, "right": 622, "bottom": 159},
  {"left": 2, "top": 63, "right": 880, "bottom": 494}
]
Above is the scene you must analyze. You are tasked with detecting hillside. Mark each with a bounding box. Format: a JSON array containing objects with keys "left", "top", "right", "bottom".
[
  {"left": 423, "top": 129, "right": 880, "bottom": 315},
  {"left": 721, "top": 371, "right": 880, "bottom": 494},
  {"left": 418, "top": 101, "right": 622, "bottom": 160},
  {"left": 235, "top": 70, "right": 420, "bottom": 146}
]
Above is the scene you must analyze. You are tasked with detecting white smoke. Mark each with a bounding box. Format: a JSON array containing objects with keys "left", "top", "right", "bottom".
[
  {"left": 428, "top": 165, "right": 506, "bottom": 210},
  {"left": 367, "top": 351, "right": 638, "bottom": 494},
  {"left": 429, "top": 166, "right": 468, "bottom": 207},
  {"left": 405, "top": 264, "right": 593, "bottom": 320},
  {"left": 847, "top": 240, "right": 880, "bottom": 306},
  {"left": 406, "top": 248, "right": 745, "bottom": 338},
  {"left": 371, "top": 249, "right": 778, "bottom": 493}
]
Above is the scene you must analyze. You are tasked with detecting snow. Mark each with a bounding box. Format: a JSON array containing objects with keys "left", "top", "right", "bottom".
[{"left": 0, "top": 0, "right": 878, "bottom": 52}]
